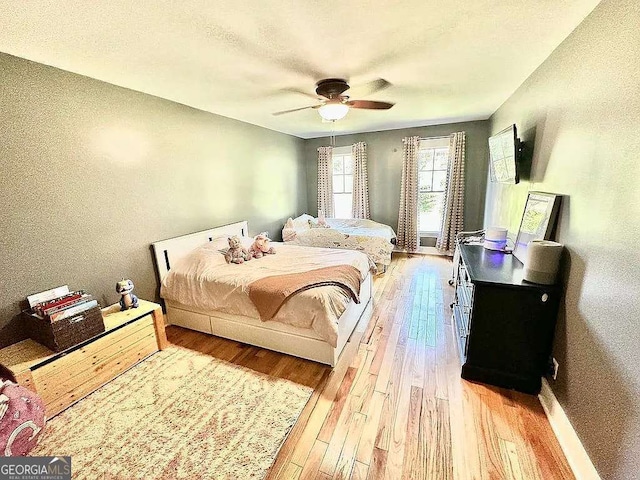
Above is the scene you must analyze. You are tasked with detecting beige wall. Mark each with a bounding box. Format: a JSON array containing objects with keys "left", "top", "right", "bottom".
[
  {"left": 303, "top": 121, "right": 490, "bottom": 233},
  {"left": 0, "top": 53, "right": 307, "bottom": 344},
  {"left": 484, "top": 1, "right": 640, "bottom": 477}
]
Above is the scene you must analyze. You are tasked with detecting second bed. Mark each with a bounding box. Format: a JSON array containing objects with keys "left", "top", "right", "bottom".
[{"left": 282, "top": 214, "right": 396, "bottom": 272}]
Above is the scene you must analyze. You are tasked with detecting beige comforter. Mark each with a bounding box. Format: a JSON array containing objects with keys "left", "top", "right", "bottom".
[
  {"left": 160, "top": 242, "right": 370, "bottom": 347},
  {"left": 248, "top": 265, "right": 362, "bottom": 321}
]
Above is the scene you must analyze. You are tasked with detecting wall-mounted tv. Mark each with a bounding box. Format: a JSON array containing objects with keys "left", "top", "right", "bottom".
[{"left": 489, "top": 124, "right": 521, "bottom": 184}]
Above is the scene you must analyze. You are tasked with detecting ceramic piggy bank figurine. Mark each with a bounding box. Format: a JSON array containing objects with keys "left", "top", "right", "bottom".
[{"left": 116, "top": 278, "right": 139, "bottom": 311}]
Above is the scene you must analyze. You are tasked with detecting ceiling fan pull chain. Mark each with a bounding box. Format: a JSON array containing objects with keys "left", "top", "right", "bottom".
[{"left": 330, "top": 121, "right": 336, "bottom": 147}]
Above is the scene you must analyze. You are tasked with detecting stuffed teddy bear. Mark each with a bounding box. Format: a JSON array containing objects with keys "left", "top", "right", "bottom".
[
  {"left": 249, "top": 232, "right": 276, "bottom": 259},
  {"left": 116, "top": 279, "right": 139, "bottom": 311},
  {"left": 225, "top": 235, "right": 251, "bottom": 264}
]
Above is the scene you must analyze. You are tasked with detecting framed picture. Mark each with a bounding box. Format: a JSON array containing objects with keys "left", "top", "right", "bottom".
[{"left": 513, "top": 192, "right": 562, "bottom": 264}]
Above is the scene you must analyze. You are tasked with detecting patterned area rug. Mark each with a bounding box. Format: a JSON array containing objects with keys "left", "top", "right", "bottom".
[{"left": 32, "top": 347, "right": 312, "bottom": 479}]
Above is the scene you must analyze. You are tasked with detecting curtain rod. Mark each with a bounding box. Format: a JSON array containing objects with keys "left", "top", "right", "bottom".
[{"left": 419, "top": 135, "right": 451, "bottom": 141}]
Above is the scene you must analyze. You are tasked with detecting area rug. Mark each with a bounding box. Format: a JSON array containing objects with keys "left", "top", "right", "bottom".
[{"left": 32, "top": 346, "right": 312, "bottom": 479}]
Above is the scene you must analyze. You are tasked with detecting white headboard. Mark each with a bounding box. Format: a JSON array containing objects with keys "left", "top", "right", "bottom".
[{"left": 152, "top": 220, "right": 248, "bottom": 280}]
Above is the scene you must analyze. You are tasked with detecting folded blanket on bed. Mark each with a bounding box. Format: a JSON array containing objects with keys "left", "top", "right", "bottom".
[{"left": 248, "top": 265, "right": 362, "bottom": 321}]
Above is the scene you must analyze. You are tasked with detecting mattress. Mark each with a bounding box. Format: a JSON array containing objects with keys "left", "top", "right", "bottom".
[
  {"left": 160, "top": 240, "right": 370, "bottom": 347},
  {"left": 283, "top": 215, "right": 396, "bottom": 266}
]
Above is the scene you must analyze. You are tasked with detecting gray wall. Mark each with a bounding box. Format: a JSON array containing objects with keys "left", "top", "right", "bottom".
[
  {"left": 483, "top": 1, "right": 640, "bottom": 478},
  {"left": 0, "top": 53, "right": 307, "bottom": 344},
  {"left": 303, "top": 121, "right": 490, "bottom": 234}
]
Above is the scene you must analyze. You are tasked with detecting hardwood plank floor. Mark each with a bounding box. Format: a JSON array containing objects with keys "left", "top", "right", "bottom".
[{"left": 166, "top": 254, "right": 573, "bottom": 480}]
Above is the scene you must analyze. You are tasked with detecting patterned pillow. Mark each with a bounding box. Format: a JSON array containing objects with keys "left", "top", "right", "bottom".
[
  {"left": 308, "top": 219, "right": 330, "bottom": 229},
  {"left": 0, "top": 380, "right": 46, "bottom": 456}
]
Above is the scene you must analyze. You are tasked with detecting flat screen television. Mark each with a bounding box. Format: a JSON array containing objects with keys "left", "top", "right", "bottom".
[{"left": 489, "top": 124, "right": 521, "bottom": 184}]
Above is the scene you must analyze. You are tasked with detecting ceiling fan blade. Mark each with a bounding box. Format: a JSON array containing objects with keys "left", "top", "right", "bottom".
[
  {"left": 348, "top": 78, "right": 391, "bottom": 97},
  {"left": 280, "top": 87, "right": 322, "bottom": 100},
  {"left": 272, "top": 105, "right": 319, "bottom": 116},
  {"left": 346, "top": 100, "right": 394, "bottom": 110}
]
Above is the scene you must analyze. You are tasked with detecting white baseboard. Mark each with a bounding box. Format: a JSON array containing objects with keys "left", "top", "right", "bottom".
[{"left": 538, "top": 378, "right": 601, "bottom": 480}]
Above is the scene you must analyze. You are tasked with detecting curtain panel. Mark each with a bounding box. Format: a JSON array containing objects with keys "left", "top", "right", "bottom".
[
  {"left": 436, "top": 132, "right": 466, "bottom": 255},
  {"left": 351, "top": 142, "right": 370, "bottom": 219},
  {"left": 317, "top": 146, "right": 334, "bottom": 217},
  {"left": 397, "top": 136, "right": 421, "bottom": 252}
]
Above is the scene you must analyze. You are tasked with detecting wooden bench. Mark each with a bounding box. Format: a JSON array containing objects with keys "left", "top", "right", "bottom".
[{"left": 0, "top": 300, "right": 167, "bottom": 418}]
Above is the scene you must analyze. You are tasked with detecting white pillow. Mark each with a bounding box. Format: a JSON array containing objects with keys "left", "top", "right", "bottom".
[
  {"left": 282, "top": 218, "right": 297, "bottom": 242},
  {"left": 209, "top": 235, "right": 251, "bottom": 251},
  {"left": 292, "top": 214, "right": 315, "bottom": 230}
]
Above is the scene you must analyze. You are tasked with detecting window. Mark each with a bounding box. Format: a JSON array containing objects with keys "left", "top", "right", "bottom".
[
  {"left": 332, "top": 146, "right": 353, "bottom": 218},
  {"left": 418, "top": 138, "right": 450, "bottom": 234}
]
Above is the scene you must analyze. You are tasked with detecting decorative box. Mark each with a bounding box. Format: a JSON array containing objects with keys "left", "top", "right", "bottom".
[{"left": 25, "top": 306, "right": 105, "bottom": 352}]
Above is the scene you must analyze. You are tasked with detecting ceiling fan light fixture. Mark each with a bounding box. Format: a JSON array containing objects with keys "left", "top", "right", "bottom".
[{"left": 318, "top": 103, "right": 349, "bottom": 121}]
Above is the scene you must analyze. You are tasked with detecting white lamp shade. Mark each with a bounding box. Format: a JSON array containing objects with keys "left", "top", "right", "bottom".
[{"left": 318, "top": 103, "right": 349, "bottom": 121}]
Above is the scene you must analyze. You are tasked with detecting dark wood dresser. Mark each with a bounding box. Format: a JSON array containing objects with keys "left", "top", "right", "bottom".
[{"left": 452, "top": 244, "right": 560, "bottom": 394}]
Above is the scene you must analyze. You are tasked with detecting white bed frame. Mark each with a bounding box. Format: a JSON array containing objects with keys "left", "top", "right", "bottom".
[{"left": 152, "top": 221, "right": 373, "bottom": 366}]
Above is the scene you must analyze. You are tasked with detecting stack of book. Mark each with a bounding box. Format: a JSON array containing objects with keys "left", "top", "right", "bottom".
[
  {"left": 26, "top": 285, "right": 105, "bottom": 352},
  {"left": 28, "top": 286, "right": 99, "bottom": 323}
]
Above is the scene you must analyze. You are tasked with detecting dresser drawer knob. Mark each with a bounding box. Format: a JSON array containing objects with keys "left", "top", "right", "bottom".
[{"left": 541, "top": 293, "right": 549, "bottom": 303}]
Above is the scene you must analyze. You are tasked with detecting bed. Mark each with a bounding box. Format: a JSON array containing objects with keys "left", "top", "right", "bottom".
[
  {"left": 152, "top": 221, "right": 373, "bottom": 366},
  {"left": 282, "top": 214, "right": 396, "bottom": 272}
]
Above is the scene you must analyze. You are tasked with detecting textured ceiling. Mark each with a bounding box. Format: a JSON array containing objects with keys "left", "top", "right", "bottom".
[{"left": 0, "top": 1, "right": 601, "bottom": 138}]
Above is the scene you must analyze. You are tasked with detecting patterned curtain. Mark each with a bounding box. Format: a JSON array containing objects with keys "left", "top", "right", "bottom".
[
  {"left": 436, "top": 132, "right": 466, "bottom": 255},
  {"left": 317, "top": 146, "right": 334, "bottom": 218},
  {"left": 351, "top": 142, "right": 370, "bottom": 219},
  {"left": 397, "top": 136, "right": 420, "bottom": 252}
]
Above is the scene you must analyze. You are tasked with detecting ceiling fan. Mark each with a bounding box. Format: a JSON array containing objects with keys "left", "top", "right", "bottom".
[{"left": 273, "top": 78, "right": 394, "bottom": 121}]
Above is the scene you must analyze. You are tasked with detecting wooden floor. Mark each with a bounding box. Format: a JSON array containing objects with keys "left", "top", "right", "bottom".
[{"left": 167, "top": 254, "right": 574, "bottom": 480}]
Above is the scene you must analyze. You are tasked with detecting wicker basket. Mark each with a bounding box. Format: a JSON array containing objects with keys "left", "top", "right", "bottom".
[{"left": 26, "top": 306, "right": 105, "bottom": 352}]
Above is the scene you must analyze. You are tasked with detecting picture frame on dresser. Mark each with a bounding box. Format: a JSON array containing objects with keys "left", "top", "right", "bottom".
[{"left": 513, "top": 192, "right": 562, "bottom": 264}]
